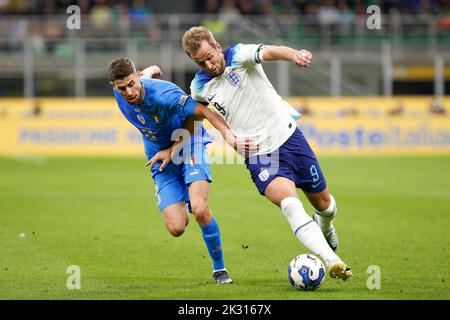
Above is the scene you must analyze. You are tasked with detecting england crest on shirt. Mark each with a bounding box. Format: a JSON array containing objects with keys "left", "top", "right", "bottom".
[{"left": 225, "top": 70, "right": 241, "bottom": 86}]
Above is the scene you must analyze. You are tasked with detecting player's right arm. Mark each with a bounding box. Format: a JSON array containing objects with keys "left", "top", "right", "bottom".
[
  {"left": 261, "top": 45, "right": 313, "bottom": 68},
  {"left": 192, "top": 102, "right": 258, "bottom": 155},
  {"left": 146, "top": 101, "right": 258, "bottom": 171},
  {"left": 150, "top": 78, "right": 257, "bottom": 153},
  {"left": 233, "top": 43, "right": 313, "bottom": 68}
]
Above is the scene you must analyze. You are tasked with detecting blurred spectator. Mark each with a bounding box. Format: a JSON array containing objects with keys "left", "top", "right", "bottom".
[
  {"left": 429, "top": 98, "right": 447, "bottom": 115},
  {"left": 353, "top": 0, "right": 367, "bottom": 29},
  {"left": 28, "top": 19, "right": 45, "bottom": 54},
  {"left": 260, "top": 0, "right": 274, "bottom": 14},
  {"left": 78, "top": 0, "right": 91, "bottom": 15},
  {"left": 129, "top": 0, "right": 158, "bottom": 38},
  {"left": 415, "top": 0, "right": 439, "bottom": 14},
  {"left": 0, "top": 0, "right": 8, "bottom": 14},
  {"left": 41, "top": 1, "right": 63, "bottom": 53},
  {"left": 337, "top": 0, "right": 355, "bottom": 33},
  {"left": 238, "top": 0, "right": 256, "bottom": 15},
  {"left": 388, "top": 102, "right": 405, "bottom": 117},
  {"left": 113, "top": 0, "right": 130, "bottom": 29},
  {"left": 201, "top": 0, "right": 226, "bottom": 36},
  {"left": 90, "top": 0, "right": 113, "bottom": 30},
  {"left": 31, "top": 100, "right": 42, "bottom": 117},
  {"left": 415, "top": 0, "right": 437, "bottom": 25},
  {"left": 277, "top": 0, "right": 297, "bottom": 37},
  {"left": 203, "top": 0, "right": 220, "bottom": 14},
  {"left": 6, "top": 0, "right": 27, "bottom": 14},
  {"left": 318, "top": 0, "right": 340, "bottom": 27},
  {"left": 218, "top": 0, "right": 242, "bottom": 33},
  {"left": 6, "top": 22, "right": 25, "bottom": 52},
  {"left": 318, "top": 0, "right": 340, "bottom": 45},
  {"left": 293, "top": 0, "right": 308, "bottom": 14},
  {"left": 437, "top": 0, "right": 450, "bottom": 31},
  {"left": 304, "top": 0, "right": 320, "bottom": 16}
]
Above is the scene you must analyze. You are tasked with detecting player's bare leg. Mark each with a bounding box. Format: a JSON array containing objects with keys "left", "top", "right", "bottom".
[
  {"left": 189, "top": 180, "right": 232, "bottom": 284},
  {"left": 161, "top": 202, "right": 190, "bottom": 237},
  {"left": 304, "top": 188, "right": 339, "bottom": 252},
  {"left": 264, "top": 177, "right": 352, "bottom": 280},
  {"left": 188, "top": 180, "right": 213, "bottom": 226},
  {"left": 304, "top": 188, "right": 331, "bottom": 211},
  {"left": 263, "top": 176, "right": 298, "bottom": 206}
]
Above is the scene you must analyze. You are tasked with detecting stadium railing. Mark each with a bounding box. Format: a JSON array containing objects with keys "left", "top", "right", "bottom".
[{"left": 0, "top": 14, "right": 448, "bottom": 97}]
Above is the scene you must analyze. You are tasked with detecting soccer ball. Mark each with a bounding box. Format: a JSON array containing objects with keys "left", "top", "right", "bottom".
[{"left": 288, "top": 254, "right": 326, "bottom": 291}]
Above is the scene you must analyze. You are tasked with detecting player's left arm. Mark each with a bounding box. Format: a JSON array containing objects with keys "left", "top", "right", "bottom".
[
  {"left": 145, "top": 116, "right": 195, "bottom": 172},
  {"left": 260, "top": 45, "right": 313, "bottom": 68}
]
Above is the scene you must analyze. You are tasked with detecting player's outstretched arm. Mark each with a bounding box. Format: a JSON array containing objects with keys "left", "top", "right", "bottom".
[
  {"left": 193, "top": 103, "right": 258, "bottom": 155},
  {"left": 262, "top": 45, "right": 313, "bottom": 68}
]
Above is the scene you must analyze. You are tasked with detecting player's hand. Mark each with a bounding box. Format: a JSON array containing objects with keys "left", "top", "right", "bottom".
[
  {"left": 293, "top": 50, "right": 313, "bottom": 68},
  {"left": 140, "top": 65, "right": 164, "bottom": 79},
  {"left": 226, "top": 135, "right": 259, "bottom": 157},
  {"left": 145, "top": 148, "right": 172, "bottom": 172}
]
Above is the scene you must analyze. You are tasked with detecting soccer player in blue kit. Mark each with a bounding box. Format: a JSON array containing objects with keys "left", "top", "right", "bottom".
[{"left": 108, "top": 58, "right": 253, "bottom": 284}]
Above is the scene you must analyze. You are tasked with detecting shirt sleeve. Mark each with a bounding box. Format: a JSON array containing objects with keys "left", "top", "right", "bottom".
[
  {"left": 190, "top": 82, "right": 208, "bottom": 103},
  {"left": 231, "top": 43, "right": 265, "bottom": 67},
  {"left": 152, "top": 80, "right": 197, "bottom": 117}
]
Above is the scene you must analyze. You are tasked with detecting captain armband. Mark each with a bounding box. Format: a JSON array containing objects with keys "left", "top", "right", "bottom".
[{"left": 255, "top": 44, "right": 266, "bottom": 63}]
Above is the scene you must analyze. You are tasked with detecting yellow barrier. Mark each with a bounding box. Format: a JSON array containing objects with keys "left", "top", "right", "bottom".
[
  {"left": 0, "top": 97, "right": 449, "bottom": 156},
  {"left": 0, "top": 98, "right": 143, "bottom": 156}
]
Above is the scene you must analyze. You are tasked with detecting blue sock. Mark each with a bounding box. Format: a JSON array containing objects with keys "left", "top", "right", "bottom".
[{"left": 200, "top": 216, "right": 225, "bottom": 271}]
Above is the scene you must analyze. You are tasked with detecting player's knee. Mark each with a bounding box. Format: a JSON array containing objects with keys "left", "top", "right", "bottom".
[
  {"left": 314, "top": 194, "right": 334, "bottom": 212},
  {"left": 316, "top": 198, "right": 331, "bottom": 212},
  {"left": 167, "top": 225, "right": 185, "bottom": 237},
  {"left": 191, "top": 202, "right": 211, "bottom": 225},
  {"left": 165, "top": 222, "right": 187, "bottom": 237}
]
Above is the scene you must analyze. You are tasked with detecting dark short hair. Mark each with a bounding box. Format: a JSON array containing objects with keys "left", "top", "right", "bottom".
[{"left": 108, "top": 57, "right": 136, "bottom": 82}]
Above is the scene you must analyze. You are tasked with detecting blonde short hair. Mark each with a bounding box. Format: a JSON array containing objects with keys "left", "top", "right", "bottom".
[{"left": 182, "top": 26, "right": 217, "bottom": 55}]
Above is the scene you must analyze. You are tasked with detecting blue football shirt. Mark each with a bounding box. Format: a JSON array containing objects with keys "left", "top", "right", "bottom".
[{"left": 113, "top": 78, "right": 211, "bottom": 160}]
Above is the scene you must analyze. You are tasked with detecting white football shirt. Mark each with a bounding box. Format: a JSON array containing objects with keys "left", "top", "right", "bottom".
[{"left": 190, "top": 43, "right": 297, "bottom": 156}]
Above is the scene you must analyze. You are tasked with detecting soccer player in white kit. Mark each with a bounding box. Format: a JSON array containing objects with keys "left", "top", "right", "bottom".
[
  {"left": 180, "top": 26, "right": 353, "bottom": 281},
  {"left": 154, "top": 26, "right": 352, "bottom": 281}
]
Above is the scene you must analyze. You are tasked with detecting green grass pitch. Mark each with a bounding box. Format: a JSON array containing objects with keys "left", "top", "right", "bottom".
[{"left": 0, "top": 156, "right": 449, "bottom": 300}]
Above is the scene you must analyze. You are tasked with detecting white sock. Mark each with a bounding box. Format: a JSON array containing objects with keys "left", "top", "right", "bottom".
[
  {"left": 281, "top": 197, "right": 340, "bottom": 266},
  {"left": 314, "top": 195, "right": 337, "bottom": 232}
]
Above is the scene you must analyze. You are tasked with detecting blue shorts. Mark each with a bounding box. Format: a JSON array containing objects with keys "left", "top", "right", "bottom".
[
  {"left": 152, "top": 143, "right": 212, "bottom": 212},
  {"left": 245, "top": 128, "right": 327, "bottom": 195}
]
